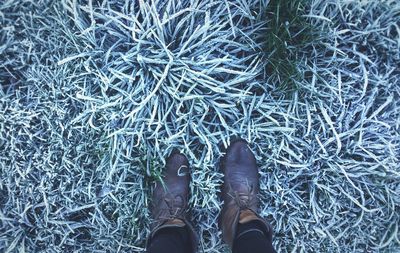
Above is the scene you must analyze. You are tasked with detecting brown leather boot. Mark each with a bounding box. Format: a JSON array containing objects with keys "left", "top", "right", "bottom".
[
  {"left": 148, "top": 153, "right": 197, "bottom": 251},
  {"left": 220, "top": 139, "right": 272, "bottom": 248}
]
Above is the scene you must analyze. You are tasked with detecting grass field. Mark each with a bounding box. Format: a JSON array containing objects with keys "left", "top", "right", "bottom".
[{"left": 1, "top": 0, "right": 399, "bottom": 252}]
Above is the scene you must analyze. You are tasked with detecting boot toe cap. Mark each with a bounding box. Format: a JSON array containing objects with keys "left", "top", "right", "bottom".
[
  {"left": 166, "top": 153, "right": 189, "bottom": 173},
  {"left": 225, "top": 139, "right": 256, "bottom": 166}
]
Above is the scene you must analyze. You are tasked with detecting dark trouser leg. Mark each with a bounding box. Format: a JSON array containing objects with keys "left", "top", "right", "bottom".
[
  {"left": 233, "top": 220, "right": 277, "bottom": 253},
  {"left": 147, "top": 226, "right": 192, "bottom": 253}
]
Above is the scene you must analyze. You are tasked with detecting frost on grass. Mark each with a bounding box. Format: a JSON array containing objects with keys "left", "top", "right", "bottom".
[{"left": 0, "top": 0, "right": 399, "bottom": 252}]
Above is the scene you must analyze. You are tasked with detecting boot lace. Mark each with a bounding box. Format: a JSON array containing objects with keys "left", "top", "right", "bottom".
[
  {"left": 158, "top": 195, "right": 186, "bottom": 220},
  {"left": 232, "top": 185, "right": 258, "bottom": 210}
]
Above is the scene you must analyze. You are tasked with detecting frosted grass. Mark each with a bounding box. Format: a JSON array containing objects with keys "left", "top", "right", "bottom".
[{"left": 0, "top": 0, "right": 399, "bottom": 252}]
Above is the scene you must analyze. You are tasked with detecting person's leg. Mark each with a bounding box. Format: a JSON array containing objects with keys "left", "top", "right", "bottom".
[
  {"left": 147, "top": 226, "right": 192, "bottom": 253},
  {"left": 146, "top": 153, "right": 197, "bottom": 253},
  {"left": 233, "top": 220, "right": 276, "bottom": 253}
]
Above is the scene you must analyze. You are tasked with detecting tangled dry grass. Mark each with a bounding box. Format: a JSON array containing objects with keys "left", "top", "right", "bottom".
[{"left": 1, "top": 0, "right": 399, "bottom": 252}]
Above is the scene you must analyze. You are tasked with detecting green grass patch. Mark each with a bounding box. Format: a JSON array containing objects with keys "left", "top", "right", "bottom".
[{"left": 263, "top": 0, "right": 322, "bottom": 92}]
